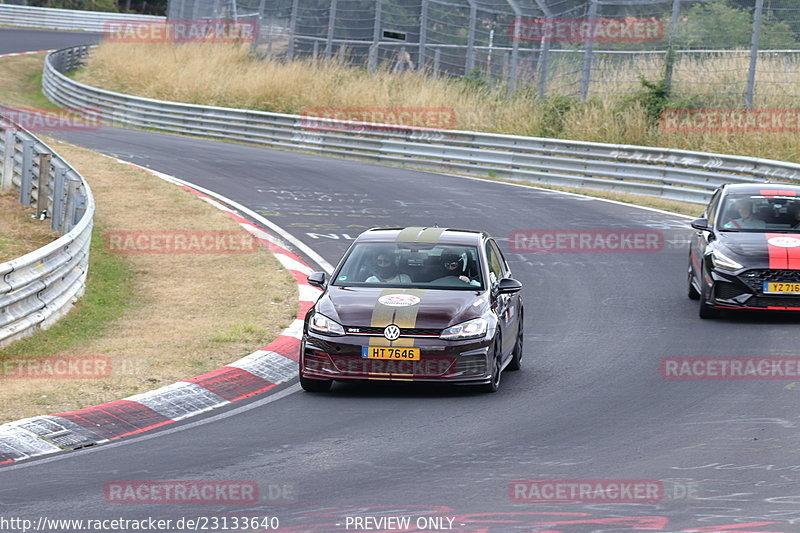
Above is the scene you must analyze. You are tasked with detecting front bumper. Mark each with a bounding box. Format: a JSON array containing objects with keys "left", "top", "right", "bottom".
[
  {"left": 299, "top": 333, "right": 493, "bottom": 384},
  {"left": 706, "top": 268, "right": 800, "bottom": 311}
]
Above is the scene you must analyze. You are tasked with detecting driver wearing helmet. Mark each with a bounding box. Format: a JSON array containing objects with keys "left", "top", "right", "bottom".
[{"left": 365, "top": 250, "right": 411, "bottom": 283}]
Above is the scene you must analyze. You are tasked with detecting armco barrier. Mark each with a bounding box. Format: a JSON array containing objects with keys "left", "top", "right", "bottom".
[
  {"left": 0, "top": 4, "right": 163, "bottom": 32},
  {"left": 0, "top": 110, "right": 94, "bottom": 348},
  {"left": 42, "top": 45, "right": 800, "bottom": 205}
]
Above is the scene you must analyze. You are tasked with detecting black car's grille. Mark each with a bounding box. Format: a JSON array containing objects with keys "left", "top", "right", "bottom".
[
  {"left": 715, "top": 282, "right": 746, "bottom": 300},
  {"left": 345, "top": 326, "right": 443, "bottom": 337},
  {"left": 740, "top": 269, "right": 800, "bottom": 292},
  {"left": 746, "top": 296, "right": 800, "bottom": 308}
]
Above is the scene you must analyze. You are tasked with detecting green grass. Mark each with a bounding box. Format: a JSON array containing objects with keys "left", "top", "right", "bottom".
[{"left": 0, "top": 222, "right": 136, "bottom": 356}]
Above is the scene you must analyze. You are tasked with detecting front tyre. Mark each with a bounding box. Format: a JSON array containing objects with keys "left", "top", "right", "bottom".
[
  {"left": 300, "top": 375, "right": 333, "bottom": 392},
  {"left": 687, "top": 264, "right": 700, "bottom": 300},
  {"left": 480, "top": 339, "right": 502, "bottom": 393},
  {"left": 698, "top": 283, "right": 720, "bottom": 319},
  {"left": 507, "top": 318, "right": 523, "bottom": 371}
]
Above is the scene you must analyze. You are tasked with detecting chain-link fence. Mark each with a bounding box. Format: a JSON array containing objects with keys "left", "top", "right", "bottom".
[{"left": 164, "top": 0, "right": 800, "bottom": 107}]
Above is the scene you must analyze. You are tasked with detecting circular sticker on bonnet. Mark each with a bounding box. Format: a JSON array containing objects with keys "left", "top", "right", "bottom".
[
  {"left": 768, "top": 236, "right": 800, "bottom": 248},
  {"left": 378, "top": 294, "right": 420, "bottom": 307}
]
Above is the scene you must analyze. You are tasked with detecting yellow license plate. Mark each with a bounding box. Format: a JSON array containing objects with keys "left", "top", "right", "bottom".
[
  {"left": 764, "top": 282, "right": 800, "bottom": 294},
  {"left": 361, "top": 347, "right": 420, "bottom": 360}
]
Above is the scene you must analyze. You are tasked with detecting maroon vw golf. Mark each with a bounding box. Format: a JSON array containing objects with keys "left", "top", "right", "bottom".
[{"left": 299, "top": 227, "right": 524, "bottom": 393}]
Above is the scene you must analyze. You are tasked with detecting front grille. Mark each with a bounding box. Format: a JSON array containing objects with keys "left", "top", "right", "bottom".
[
  {"left": 715, "top": 282, "right": 745, "bottom": 300},
  {"left": 740, "top": 269, "right": 800, "bottom": 292},
  {"left": 345, "top": 326, "right": 443, "bottom": 337},
  {"left": 746, "top": 296, "right": 800, "bottom": 308}
]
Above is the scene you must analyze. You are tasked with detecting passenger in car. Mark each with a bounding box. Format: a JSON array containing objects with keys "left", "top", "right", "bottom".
[{"left": 365, "top": 252, "right": 411, "bottom": 283}]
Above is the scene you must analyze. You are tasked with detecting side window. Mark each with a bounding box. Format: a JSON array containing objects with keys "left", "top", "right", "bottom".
[
  {"left": 490, "top": 240, "right": 510, "bottom": 277},
  {"left": 706, "top": 189, "right": 722, "bottom": 226},
  {"left": 485, "top": 241, "right": 503, "bottom": 285}
]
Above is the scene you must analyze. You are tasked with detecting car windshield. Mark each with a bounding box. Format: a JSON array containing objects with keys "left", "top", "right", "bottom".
[
  {"left": 718, "top": 193, "right": 800, "bottom": 232},
  {"left": 332, "top": 242, "right": 484, "bottom": 290}
]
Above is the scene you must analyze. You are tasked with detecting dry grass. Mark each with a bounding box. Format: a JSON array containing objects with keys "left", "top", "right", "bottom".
[
  {"left": 0, "top": 192, "right": 59, "bottom": 262},
  {"left": 75, "top": 41, "right": 800, "bottom": 166},
  {"left": 0, "top": 140, "right": 298, "bottom": 423}
]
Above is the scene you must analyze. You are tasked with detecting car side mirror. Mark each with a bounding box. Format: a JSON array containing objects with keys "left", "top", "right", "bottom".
[
  {"left": 691, "top": 218, "right": 710, "bottom": 231},
  {"left": 498, "top": 278, "right": 522, "bottom": 294},
  {"left": 307, "top": 272, "right": 327, "bottom": 288}
]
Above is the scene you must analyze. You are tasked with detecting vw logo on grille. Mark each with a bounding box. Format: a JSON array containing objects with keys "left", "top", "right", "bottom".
[{"left": 384, "top": 324, "right": 401, "bottom": 341}]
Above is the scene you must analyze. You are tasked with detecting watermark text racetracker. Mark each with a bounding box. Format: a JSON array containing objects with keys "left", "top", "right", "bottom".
[
  {"left": 0, "top": 516, "right": 279, "bottom": 532},
  {"left": 300, "top": 107, "right": 456, "bottom": 132},
  {"left": 0, "top": 106, "right": 101, "bottom": 131},
  {"left": 104, "top": 480, "right": 296, "bottom": 504},
  {"left": 0, "top": 356, "right": 111, "bottom": 379},
  {"left": 662, "top": 108, "right": 800, "bottom": 132},
  {"left": 103, "top": 230, "right": 259, "bottom": 254},
  {"left": 662, "top": 357, "right": 800, "bottom": 380},
  {"left": 104, "top": 19, "right": 258, "bottom": 43},
  {"left": 509, "top": 229, "right": 668, "bottom": 253},
  {"left": 510, "top": 17, "right": 662, "bottom": 43}
]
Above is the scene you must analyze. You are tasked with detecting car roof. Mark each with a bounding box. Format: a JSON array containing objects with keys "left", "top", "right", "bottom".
[
  {"left": 356, "top": 227, "right": 487, "bottom": 246},
  {"left": 721, "top": 183, "right": 800, "bottom": 195}
]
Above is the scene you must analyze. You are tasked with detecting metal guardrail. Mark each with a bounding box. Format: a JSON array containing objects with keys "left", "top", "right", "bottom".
[
  {"left": 42, "top": 45, "right": 800, "bottom": 206},
  {"left": 0, "top": 110, "right": 94, "bottom": 348},
  {"left": 0, "top": 4, "right": 163, "bottom": 32}
]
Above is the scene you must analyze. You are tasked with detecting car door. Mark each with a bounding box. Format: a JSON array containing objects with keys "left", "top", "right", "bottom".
[{"left": 486, "top": 239, "right": 514, "bottom": 360}]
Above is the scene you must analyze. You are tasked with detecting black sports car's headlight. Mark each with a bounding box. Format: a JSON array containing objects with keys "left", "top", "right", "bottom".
[
  {"left": 309, "top": 312, "right": 345, "bottom": 336},
  {"left": 710, "top": 250, "right": 744, "bottom": 271},
  {"left": 440, "top": 318, "right": 488, "bottom": 341}
]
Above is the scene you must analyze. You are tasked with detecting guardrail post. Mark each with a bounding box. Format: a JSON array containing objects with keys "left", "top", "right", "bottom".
[
  {"left": 1, "top": 129, "right": 14, "bottom": 191},
  {"left": 36, "top": 153, "right": 51, "bottom": 217},
  {"left": 745, "top": 0, "right": 764, "bottom": 108},
  {"left": 51, "top": 166, "right": 66, "bottom": 233},
  {"left": 20, "top": 139, "right": 34, "bottom": 206},
  {"left": 64, "top": 178, "right": 81, "bottom": 232}
]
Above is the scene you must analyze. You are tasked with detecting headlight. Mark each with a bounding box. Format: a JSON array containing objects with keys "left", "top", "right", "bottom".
[
  {"left": 440, "top": 318, "right": 488, "bottom": 340},
  {"left": 309, "top": 312, "right": 345, "bottom": 336},
  {"left": 711, "top": 250, "right": 743, "bottom": 271}
]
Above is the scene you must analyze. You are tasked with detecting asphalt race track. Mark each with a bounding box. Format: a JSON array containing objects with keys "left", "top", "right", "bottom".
[{"left": 1, "top": 29, "right": 799, "bottom": 533}]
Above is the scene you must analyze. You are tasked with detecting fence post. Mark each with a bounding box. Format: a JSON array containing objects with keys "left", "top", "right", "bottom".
[
  {"left": 506, "top": 0, "right": 522, "bottom": 95},
  {"left": 745, "top": 0, "right": 764, "bottom": 108},
  {"left": 325, "top": 0, "right": 337, "bottom": 60},
  {"left": 465, "top": 1, "right": 477, "bottom": 73},
  {"left": 287, "top": 0, "right": 298, "bottom": 60},
  {"left": 368, "top": 0, "right": 382, "bottom": 73},
  {"left": 419, "top": 0, "right": 429, "bottom": 71},
  {"left": 1, "top": 129, "right": 14, "bottom": 191},
  {"left": 51, "top": 166, "right": 66, "bottom": 233},
  {"left": 433, "top": 48, "right": 440, "bottom": 76},
  {"left": 663, "top": 0, "right": 681, "bottom": 95},
  {"left": 580, "top": 0, "right": 599, "bottom": 100},
  {"left": 36, "top": 153, "right": 51, "bottom": 217},
  {"left": 20, "top": 139, "right": 33, "bottom": 206}
]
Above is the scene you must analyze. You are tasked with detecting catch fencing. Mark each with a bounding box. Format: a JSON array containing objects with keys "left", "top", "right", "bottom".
[
  {"left": 42, "top": 44, "right": 800, "bottom": 212},
  {"left": 0, "top": 108, "right": 94, "bottom": 347},
  {"left": 163, "top": 0, "right": 800, "bottom": 107}
]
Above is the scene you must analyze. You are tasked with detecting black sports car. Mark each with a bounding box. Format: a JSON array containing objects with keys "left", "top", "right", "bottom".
[
  {"left": 299, "top": 227, "right": 524, "bottom": 392},
  {"left": 688, "top": 183, "right": 800, "bottom": 318}
]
